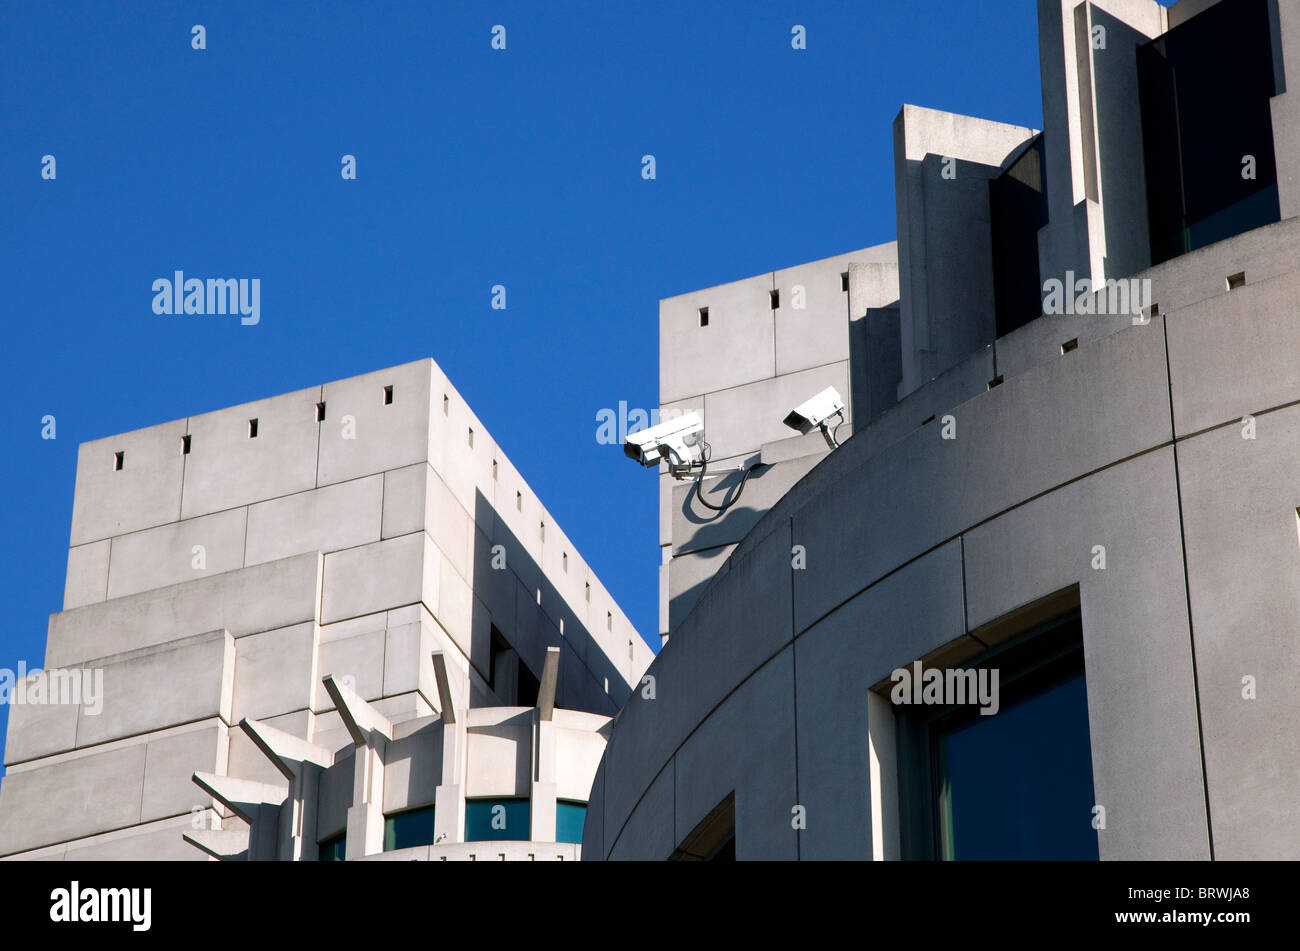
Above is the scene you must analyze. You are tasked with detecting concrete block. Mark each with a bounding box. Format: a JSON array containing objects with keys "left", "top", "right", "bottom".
[
  {"left": 435, "top": 549, "right": 474, "bottom": 659},
  {"left": 2, "top": 672, "right": 81, "bottom": 765},
  {"left": 465, "top": 714, "right": 531, "bottom": 798},
  {"left": 660, "top": 272, "right": 776, "bottom": 405},
  {"left": 46, "top": 551, "right": 322, "bottom": 668},
  {"left": 793, "top": 543, "right": 966, "bottom": 860},
  {"left": 106, "top": 507, "right": 247, "bottom": 599},
  {"left": 317, "top": 359, "right": 432, "bottom": 487},
  {"left": 314, "top": 628, "right": 385, "bottom": 710},
  {"left": 321, "top": 533, "right": 426, "bottom": 624},
  {"left": 381, "top": 463, "right": 427, "bottom": 540},
  {"left": 602, "top": 521, "right": 794, "bottom": 838},
  {"left": 181, "top": 386, "right": 321, "bottom": 519},
  {"left": 608, "top": 760, "right": 674, "bottom": 861},
  {"left": 63, "top": 814, "right": 206, "bottom": 861},
  {"left": 232, "top": 622, "right": 318, "bottom": 723},
  {"left": 70, "top": 419, "right": 187, "bottom": 546},
  {"left": 1166, "top": 268, "right": 1300, "bottom": 437},
  {"left": 791, "top": 316, "right": 1171, "bottom": 631},
  {"left": 0, "top": 744, "right": 146, "bottom": 855},
  {"left": 316, "top": 747, "right": 353, "bottom": 840},
  {"left": 245, "top": 475, "right": 383, "bottom": 566},
  {"left": 76, "top": 630, "right": 235, "bottom": 747},
  {"left": 674, "top": 647, "right": 798, "bottom": 860},
  {"left": 671, "top": 450, "right": 822, "bottom": 558},
  {"left": 228, "top": 710, "right": 313, "bottom": 789},
  {"left": 63, "top": 539, "right": 110, "bottom": 610},
  {"left": 666, "top": 544, "right": 735, "bottom": 635},
  {"left": 382, "top": 729, "right": 442, "bottom": 814},
  {"left": 963, "top": 448, "right": 1209, "bottom": 859},
  {"left": 555, "top": 726, "right": 608, "bottom": 803},
  {"left": 140, "top": 724, "right": 226, "bottom": 823},
  {"left": 381, "top": 608, "right": 449, "bottom": 709},
  {"left": 1175, "top": 405, "right": 1300, "bottom": 857},
  {"left": 773, "top": 257, "right": 848, "bottom": 377}
]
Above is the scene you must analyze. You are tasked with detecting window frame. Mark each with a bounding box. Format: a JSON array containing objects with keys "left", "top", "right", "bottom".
[{"left": 894, "top": 609, "right": 1095, "bottom": 861}]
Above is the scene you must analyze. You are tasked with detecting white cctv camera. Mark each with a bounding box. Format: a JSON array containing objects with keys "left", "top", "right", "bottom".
[
  {"left": 624, "top": 411, "right": 705, "bottom": 476},
  {"left": 783, "top": 386, "right": 845, "bottom": 434}
]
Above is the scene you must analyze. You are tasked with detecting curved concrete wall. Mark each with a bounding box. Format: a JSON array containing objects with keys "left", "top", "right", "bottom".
[{"left": 585, "top": 218, "right": 1300, "bottom": 860}]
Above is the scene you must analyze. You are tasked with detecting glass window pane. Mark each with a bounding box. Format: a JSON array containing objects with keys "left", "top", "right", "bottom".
[
  {"left": 383, "top": 805, "right": 436, "bottom": 852},
  {"left": 555, "top": 801, "right": 587, "bottom": 844},
  {"left": 933, "top": 669, "right": 1097, "bottom": 860},
  {"left": 465, "top": 798, "right": 530, "bottom": 842},
  {"left": 1138, "top": 0, "right": 1280, "bottom": 264},
  {"left": 318, "top": 834, "right": 346, "bottom": 862}
]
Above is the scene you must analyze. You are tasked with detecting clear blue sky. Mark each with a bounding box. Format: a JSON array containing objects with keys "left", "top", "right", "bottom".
[{"left": 0, "top": 0, "right": 1051, "bottom": 777}]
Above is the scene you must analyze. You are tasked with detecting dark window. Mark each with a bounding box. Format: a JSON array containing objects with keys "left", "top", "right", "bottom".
[
  {"left": 384, "top": 385, "right": 394, "bottom": 405},
  {"left": 896, "top": 610, "right": 1098, "bottom": 860},
  {"left": 316, "top": 402, "right": 326, "bottom": 421},
  {"left": 318, "top": 833, "right": 346, "bottom": 861},
  {"left": 488, "top": 625, "right": 514, "bottom": 702},
  {"left": 383, "top": 805, "right": 436, "bottom": 852},
  {"left": 670, "top": 792, "right": 735, "bottom": 861},
  {"left": 248, "top": 418, "right": 258, "bottom": 438},
  {"left": 113, "top": 451, "right": 124, "bottom": 471},
  {"left": 517, "top": 662, "right": 540, "bottom": 708},
  {"left": 841, "top": 271, "right": 849, "bottom": 292},
  {"left": 556, "top": 801, "right": 587, "bottom": 844},
  {"left": 699, "top": 306, "right": 709, "bottom": 326},
  {"left": 770, "top": 289, "right": 779, "bottom": 310},
  {"left": 465, "top": 798, "right": 530, "bottom": 842},
  {"left": 988, "top": 135, "right": 1048, "bottom": 338},
  {"left": 1137, "top": 0, "right": 1281, "bottom": 265},
  {"left": 181, "top": 435, "right": 191, "bottom": 454}
]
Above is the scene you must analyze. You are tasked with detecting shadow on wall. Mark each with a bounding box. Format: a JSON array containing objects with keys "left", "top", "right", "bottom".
[
  {"left": 472, "top": 490, "right": 627, "bottom": 716},
  {"left": 668, "top": 544, "right": 734, "bottom": 634},
  {"left": 677, "top": 456, "right": 772, "bottom": 552}
]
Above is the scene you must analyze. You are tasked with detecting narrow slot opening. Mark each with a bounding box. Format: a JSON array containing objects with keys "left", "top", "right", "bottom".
[
  {"left": 181, "top": 435, "right": 191, "bottom": 455},
  {"left": 468, "top": 427, "right": 474, "bottom": 447},
  {"left": 1061, "top": 338, "right": 1079, "bottom": 354},
  {"left": 316, "top": 402, "right": 326, "bottom": 422},
  {"left": 841, "top": 272, "right": 849, "bottom": 292},
  {"left": 248, "top": 418, "right": 259, "bottom": 438},
  {"left": 384, "top": 385, "right": 394, "bottom": 405},
  {"left": 443, "top": 394, "right": 449, "bottom": 415},
  {"left": 114, "top": 451, "right": 124, "bottom": 471},
  {"left": 699, "top": 307, "right": 709, "bottom": 327},
  {"left": 1226, "top": 271, "right": 1246, "bottom": 291},
  {"left": 770, "top": 289, "right": 779, "bottom": 310}
]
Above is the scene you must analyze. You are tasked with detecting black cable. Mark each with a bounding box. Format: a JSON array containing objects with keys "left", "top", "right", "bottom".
[
  {"left": 691, "top": 440, "right": 759, "bottom": 513},
  {"left": 822, "top": 409, "right": 845, "bottom": 448}
]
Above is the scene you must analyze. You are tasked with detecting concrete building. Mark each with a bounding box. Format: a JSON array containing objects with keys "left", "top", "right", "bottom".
[
  {"left": 587, "top": 0, "right": 1300, "bottom": 860},
  {"left": 0, "top": 357, "right": 653, "bottom": 860}
]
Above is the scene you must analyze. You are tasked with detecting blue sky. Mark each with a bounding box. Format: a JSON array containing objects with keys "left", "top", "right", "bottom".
[{"left": 0, "top": 0, "right": 1051, "bottom": 776}]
